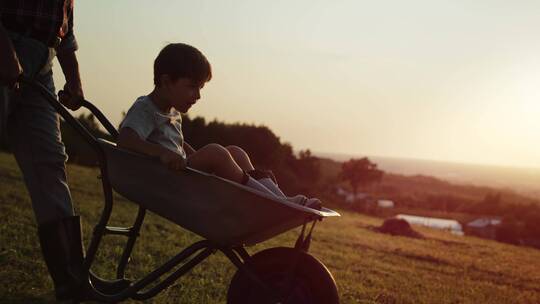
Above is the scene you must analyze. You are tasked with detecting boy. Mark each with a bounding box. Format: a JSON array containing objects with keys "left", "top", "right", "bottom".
[{"left": 118, "top": 43, "right": 320, "bottom": 209}]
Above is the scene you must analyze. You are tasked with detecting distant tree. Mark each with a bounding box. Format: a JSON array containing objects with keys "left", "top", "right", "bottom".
[
  {"left": 340, "top": 157, "right": 383, "bottom": 197},
  {"left": 462, "top": 192, "right": 503, "bottom": 215},
  {"left": 496, "top": 217, "right": 524, "bottom": 245},
  {"left": 182, "top": 115, "right": 286, "bottom": 168},
  {"left": 287, "top": 149, "right": 321, "bottom": 192}
]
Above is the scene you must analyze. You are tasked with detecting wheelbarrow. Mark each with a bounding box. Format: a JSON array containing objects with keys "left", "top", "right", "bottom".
[{"left": 20, "top": 78, "right": 341, "bottom": 303}]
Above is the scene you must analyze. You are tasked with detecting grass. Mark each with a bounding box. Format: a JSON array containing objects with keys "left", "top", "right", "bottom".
[{"left": 1, "top": 151, "right": 540, "bottom": 303}]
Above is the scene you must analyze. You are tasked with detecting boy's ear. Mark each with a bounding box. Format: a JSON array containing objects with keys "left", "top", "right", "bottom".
[{"left": 160, "top": 74, "right": 172, "bottom": 87}]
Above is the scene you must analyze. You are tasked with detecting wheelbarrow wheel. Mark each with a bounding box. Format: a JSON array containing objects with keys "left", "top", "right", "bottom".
[{"left": 227, "top": 247, "right": 339, "bottom": 304}]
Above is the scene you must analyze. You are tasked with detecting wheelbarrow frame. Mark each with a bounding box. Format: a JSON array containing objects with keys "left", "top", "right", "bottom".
[{"left": 20, "top": 77, "right": 338, "bottom": 303}]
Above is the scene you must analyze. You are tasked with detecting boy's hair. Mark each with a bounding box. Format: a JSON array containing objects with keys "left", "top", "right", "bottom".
[{"left": 153, "top": 43, "right": 212, "bottom": 86}]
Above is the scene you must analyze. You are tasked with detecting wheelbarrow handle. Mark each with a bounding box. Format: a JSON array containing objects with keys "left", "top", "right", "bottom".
[{"left": 18, "top": 75, "right": 119, "bottom": 139}]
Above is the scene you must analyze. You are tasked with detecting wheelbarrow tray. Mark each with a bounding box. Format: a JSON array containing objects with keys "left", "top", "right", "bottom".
[{"left": 98, "top": 139, "right": 339, "bottom": 247}]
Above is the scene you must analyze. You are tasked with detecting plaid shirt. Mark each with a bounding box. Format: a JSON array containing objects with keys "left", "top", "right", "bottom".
[{"left": 0, "top": 0, "right": 78, "bottom": 53}]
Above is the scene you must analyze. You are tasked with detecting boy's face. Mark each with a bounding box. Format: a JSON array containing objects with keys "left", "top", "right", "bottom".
[{"left": 164, "top": 77, "right": 205, "bottom": 113}]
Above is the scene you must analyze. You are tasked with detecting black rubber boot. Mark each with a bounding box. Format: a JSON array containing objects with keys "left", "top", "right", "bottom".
[{"left": 37, "top": 216, "right": 85, "bottom": 301}]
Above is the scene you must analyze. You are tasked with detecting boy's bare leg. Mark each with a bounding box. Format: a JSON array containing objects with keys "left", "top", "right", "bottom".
[
  {"left": 225, "top": 145, "right": 255, "bottom": 171},
  {"left": 187, "top": 143, "right": 280, "bottom": 196},
  {"left": 187, "top": 143, "right": 244, "bottom": 182},
  {"left": 225, "top": 145, "right": 287, "bottom": 197},
  {"left": 188, "top": 145, "right": 319, "bottom": 207}
]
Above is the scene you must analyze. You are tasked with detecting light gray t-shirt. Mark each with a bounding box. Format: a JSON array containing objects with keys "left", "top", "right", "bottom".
[{"left": 120, "top": 96, "right": 186, "bottom": 159}]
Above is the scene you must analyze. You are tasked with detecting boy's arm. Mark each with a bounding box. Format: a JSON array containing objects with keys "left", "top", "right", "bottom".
[
  {"left": 183, "top": 142, "right": 196, "bottom": 156},
  {"left": 117, "top": 127, "right": 165, "bottom": 156},
  {"left": 118, "top": 128, "right": 186, "bottom": 170}
]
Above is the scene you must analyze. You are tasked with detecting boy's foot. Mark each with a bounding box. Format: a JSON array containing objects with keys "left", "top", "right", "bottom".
[
  {"left": 286, "top": 195, "right": 322, "bottom": 210},
  {"left": 247, "top": 169, "right": 277, "bottom": 184}
]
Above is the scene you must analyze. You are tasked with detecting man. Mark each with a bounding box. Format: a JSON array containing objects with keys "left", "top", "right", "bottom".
[{"left": 0, "top": 1, "right": 86, "bottom": 300}]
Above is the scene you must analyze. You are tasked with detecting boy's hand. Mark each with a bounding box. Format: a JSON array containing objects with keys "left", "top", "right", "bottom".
[{"left": 160, "top": 149, "right": 187, "bottom": 171}]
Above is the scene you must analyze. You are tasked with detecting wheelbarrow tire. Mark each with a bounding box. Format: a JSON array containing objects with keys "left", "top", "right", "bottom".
[{"left": 227, "top": 247, "right": 339, "bottom": 304}]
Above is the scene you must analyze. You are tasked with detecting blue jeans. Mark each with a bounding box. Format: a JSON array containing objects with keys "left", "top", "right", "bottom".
[{"left": 1, "top": 32, "right": 74, "bottom": 224}]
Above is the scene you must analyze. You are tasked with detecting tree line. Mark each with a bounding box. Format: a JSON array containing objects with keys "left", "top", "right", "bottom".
[
  {"left": 2, "top": 112, "right": 539, "bottom": 248},
  {"left": 55, "top": 113, "right": 322, "bottom": 196}
]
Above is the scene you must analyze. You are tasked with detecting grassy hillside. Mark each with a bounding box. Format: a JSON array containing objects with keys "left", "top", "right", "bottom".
[{"left": 1, "top": 152, "right": 540, "bottom": 303}]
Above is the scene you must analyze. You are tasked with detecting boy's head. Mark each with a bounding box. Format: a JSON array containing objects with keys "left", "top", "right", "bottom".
[
  {"left": 154, "top": 43, "right": 212, "bottom": 87},
  {"left": 153, "top": 43, "right": 212, "bottom": 113}
]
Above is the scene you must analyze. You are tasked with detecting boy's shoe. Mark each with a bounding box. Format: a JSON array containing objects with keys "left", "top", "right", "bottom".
[
  {"left": 247, "top": 169, "right": 277, "bottom": 184},
  {"left": 286, "top": 195, "right": 322, "bottom": 210}
]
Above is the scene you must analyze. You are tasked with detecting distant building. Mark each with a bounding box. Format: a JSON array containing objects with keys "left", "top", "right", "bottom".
[
  {"left": 466, "top": 217, "right": 502, "bottom": 239},
  {"left": 396, "top": 214, "right": 464, "bottom": 235},
  {"left": 335, "top": 187, "right": 395, "bottom": 209},
  {"left": 335, "top": 187, "right": 368, "bottom": 204},
  {"left": 377, "top": 199, "right": 394, "bottom": 209}
]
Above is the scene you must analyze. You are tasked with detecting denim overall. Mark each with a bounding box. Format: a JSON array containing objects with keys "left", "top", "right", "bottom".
[{"left": 0, "top": 31, "right": 74, "bottom": 224}]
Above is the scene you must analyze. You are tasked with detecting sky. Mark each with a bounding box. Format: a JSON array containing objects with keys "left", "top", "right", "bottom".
[{"left": 53, "top": 0, "right": 540, "bottom": 169}]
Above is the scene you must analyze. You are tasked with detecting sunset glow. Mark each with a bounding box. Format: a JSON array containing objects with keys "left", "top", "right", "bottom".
[{"left": 53, "top": 0, "right": 540, "bottom": 168}]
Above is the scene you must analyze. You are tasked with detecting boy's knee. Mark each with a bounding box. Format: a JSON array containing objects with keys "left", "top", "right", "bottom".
[
  {"left": 202, "top": 143, "right": 231, "bottom": 160},
  {"left": 199, "top": 143, "right": 217, "bottom": 150},
  {"left": 204, "top": 143, "right": 226, "bottom": 153},
  {"left": 225, "top": 145, "right": 246, "bottom": 157}
]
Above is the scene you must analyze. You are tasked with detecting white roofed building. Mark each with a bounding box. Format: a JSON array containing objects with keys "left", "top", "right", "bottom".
[
  {"left": 396, "top": 214, "right": 464, "bottom": 235},
  {"left": 377, "top": 200, "right": 394, "bottom": 208}
]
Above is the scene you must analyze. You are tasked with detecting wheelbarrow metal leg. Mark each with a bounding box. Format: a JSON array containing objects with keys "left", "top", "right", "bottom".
[
  {"left": 117, "top": 207, "right": 146, "bottom": 278},
  {"left": 132, "top": 246, "right": 215, "bottom": 300}
]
